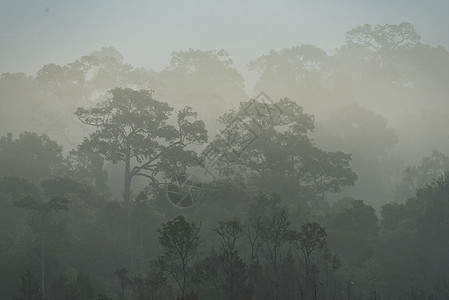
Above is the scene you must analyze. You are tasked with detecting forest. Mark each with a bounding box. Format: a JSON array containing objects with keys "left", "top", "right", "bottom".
[{"left": 1, "top": 21, "right": 449, "bottom": 300}]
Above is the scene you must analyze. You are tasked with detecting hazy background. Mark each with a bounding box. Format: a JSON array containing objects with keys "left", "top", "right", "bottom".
[
  {"left": 2, "top": 0, "right": 449, "bottom": 92},
  {"left": 2, "top": 0, "right": 449, "bottom": 209}
]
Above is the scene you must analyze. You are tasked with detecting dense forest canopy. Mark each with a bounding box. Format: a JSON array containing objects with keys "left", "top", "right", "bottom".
[{"left": 1, "top": 20, "right": 449, "bottom": 300}]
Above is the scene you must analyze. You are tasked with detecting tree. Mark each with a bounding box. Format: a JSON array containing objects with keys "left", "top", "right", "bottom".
[
  {"left": 252, "top": 194, "right": 293, "bottom": 300},
  {"left": 209, "top": 97, "right": 357, "bottom": 208},
  {"left": 335, "top": 22, "right": 425, "bottom": 116},
  {"left": 326, "top": 198, "right": 378, "bottom": 267},
  {"left": 0, "top": 176, "right": 40, "bottom": 234},
  {"left": 58, "top": 145, "right": 109, "bottom": 197},
  {"left": 340, "top": 22, "right": 421, "bottom": 86},
  {"left": 212, "top": 219, "right": 247, "bottom": 300},
  {"left": 395, "top": 150, "right": 449, "bottom": 201},
  {"left": 244, "top": 216, "right": 263, "bottom": 294},
  {"left": 345, "top": 22, "right": 421, "bottom": 55},
  {"left": 76, "top": 87, "right": 208, "bottom": 202},
  {"left": 13, "top": 193, "right": 68, "bottom": 298},
  {"left": 0, "top": 132, "right": 63, "bottom": 183},
  {"left": 153, "top": 216, "right": 201, "bottom": 299},
  {"left": 128, "top": 271, "right": 171, "bottom": 300},
  {"left": 115, "top": 267, "right": 130, "bottom": 300},
  {"left": 248, "top": 45, "right": 331, "bottom": 115},
  {"left": 316, "top": 104, "right": 398, "bottom": 208},
  {"left": 293, "top": 223, "right": 327, "bottom": 276},
  {"left": 8, "top": 176, "right": 95, "bottom": 298},
  {"left": 47, "top": 272, "right": 96, "bottom": 300},
  {"left": 244, "top": 192, "right": 283, "bottom": 298},
  {"left": 292, "top": 222, "right": 334, "bottom": 300},
  {"left": 16, "top": 47, "right": 163, "bottom": 145},
  {"left": 378, "top": 173, "right": 449, "bottom": 298},
  {"left": 158, "top": 49, "right": 247, "bottom": 131},
  {"left": 14, "top": 270, "right": 43, "bottom": 300}
]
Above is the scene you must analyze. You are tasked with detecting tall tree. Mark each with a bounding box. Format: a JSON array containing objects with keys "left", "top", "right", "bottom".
[
  {"left": 252, "top": 194, "right": 293, "bottom": 300},
  {"left": 76, "top": 87, "right": 207, "bottom": 202},
  {"left": 13, "top": 193, "right": 68, "bottom": 298},
  {"left": 213, "top": 219, "right": 247, "bottom": 300},
  {"left": 293, "top": 223, "right": 326, "bottom": 286},
  {"left": 292, "top": 222, "right": 338, "bottom": 300},
  {"left": 14, "top": 270, "right": 43, "bottom": 300},
  {"left": 153, "top": 216, "right": 201, "bottom": 299},
  {"left": 209, "top": 97, "right": 357, "bottom": 208},
  {"left": 345, "top": 22, "right": 421, "bottom": 57},
  {"left": 379, "top": 173, "right": 449, "bottom": 298}
]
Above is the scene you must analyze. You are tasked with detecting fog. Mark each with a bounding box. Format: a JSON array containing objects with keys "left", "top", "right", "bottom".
[{"left": 1, "top": 1, "right": 449, "bottom": 299}]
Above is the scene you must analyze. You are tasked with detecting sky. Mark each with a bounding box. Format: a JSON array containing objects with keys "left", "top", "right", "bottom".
[{"left": 1, "top": 0, "right": 449, "bottom": 89}]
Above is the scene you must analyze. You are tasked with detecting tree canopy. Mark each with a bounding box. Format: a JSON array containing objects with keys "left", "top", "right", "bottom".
[
  {"left": 76, "top": 87, "right": 208, "bottom": 201},
  {"left": 208, "top": 96, "right": 357, "bottom": 205}
]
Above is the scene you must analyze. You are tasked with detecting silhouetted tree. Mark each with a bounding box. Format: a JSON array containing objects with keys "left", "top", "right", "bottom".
[
  {"left": 255, "top": 197, "right": 293, "bottom": 300},
  {"left": 14, "top": 193, "right": 68, "bottom": 298},
  {"left": 209, "top": 97, "right": 357, "bottom": 209},
  {"left": 14, "top": 270, "right": 43, "bottom": 300},
  {"left": 0, "top": 132, "right": 63, "bottom": 183},
  {"left": 115, "top": 267, "right": 130, "bottom": 300},
  {"left": 76, "top": 87, "right": 207, "bottom": 202},
  {"left": 153, "top": 216, "right": 201, "bottom": 299},
  {"left": 211, "top": 219, "right": 248, "bottom": 300}
]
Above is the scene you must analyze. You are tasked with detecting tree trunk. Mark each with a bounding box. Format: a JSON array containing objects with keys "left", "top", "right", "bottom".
[
  {"left": 181, "top": 263, "right": 187, "bottom": 299},
  {"left": 123, "top": 159, "right": 132, "bottom": 202},
  {"left": 41, "top": 213, "right": 46, "bottom": 298},
  {"left": 123, "top": 158, "right": 135, "bottom": 266},
  {"left": 304, "top": 254, "right": 310, "bottom": 299},
  {"left": 273, "top": 254, "right": 279, "bottom": 300}
]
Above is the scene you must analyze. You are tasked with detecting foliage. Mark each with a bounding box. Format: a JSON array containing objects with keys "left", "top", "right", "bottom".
[
  {"left": 396, "top": 150, "right": 449, "bottom": 201},
  {"left": 0, "top": 132, "right": 63, "bottom": 183},
  {"left": 153, "top": 216, "right": 201, "bottom": 299},
  {"left": 210, "top": 97, "right": 357, "bottom": 208},
  {"left": 14, "top": 270, "right": 43, "bottom": 300},
  {"left": 76, "top": 87, "right": 207, "bottom": 201}
]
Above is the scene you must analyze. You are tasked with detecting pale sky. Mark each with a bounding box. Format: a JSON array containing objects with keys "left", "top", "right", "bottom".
[{"left": 1, "top": 0, "right": 448, "bottom": 83}]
